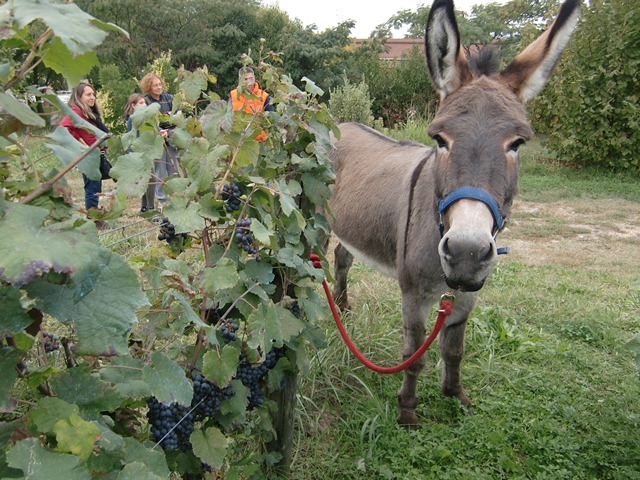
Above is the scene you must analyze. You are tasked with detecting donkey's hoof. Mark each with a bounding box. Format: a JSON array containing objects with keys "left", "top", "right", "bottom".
[
  {"left": 443, "top": 386, "right": 473, "bottom": 410},
  {"left": 397, "top": 409, "right": 419, "bottom": 427}
]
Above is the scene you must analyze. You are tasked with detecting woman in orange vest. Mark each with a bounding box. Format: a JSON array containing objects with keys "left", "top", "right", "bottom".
[{"left": 229, "top": 67, "right": 274, "bottom": 142}]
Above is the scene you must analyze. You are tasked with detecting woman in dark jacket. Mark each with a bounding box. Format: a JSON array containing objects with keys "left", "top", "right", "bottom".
[{"left": 59, "top": 81, "right": 110, "bottom": 213}]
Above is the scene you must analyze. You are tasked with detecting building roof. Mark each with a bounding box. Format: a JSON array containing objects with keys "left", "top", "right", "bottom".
[{"left": 353, "top": 38, "right": 424, "bottom": 60}]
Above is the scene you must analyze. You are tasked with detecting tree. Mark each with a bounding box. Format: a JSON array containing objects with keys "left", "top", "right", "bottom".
[{"left": 530, "top": 0, "right": 640, "bottom": 173}]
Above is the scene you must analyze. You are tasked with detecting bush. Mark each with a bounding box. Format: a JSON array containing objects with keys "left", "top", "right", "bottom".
[
  {"left": 329, "top": 75, "right": 374, "bottom": 125},
  {"left": 354, "top": 45, "right": 437, "bottom": 128},
  {"left": 530, "top": 0, "right": 640, "bottom": 173}
]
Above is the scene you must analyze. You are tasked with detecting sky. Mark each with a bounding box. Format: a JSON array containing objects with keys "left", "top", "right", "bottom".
[{"left": 263, "top": 0, "right": 503, "bottom": 38}]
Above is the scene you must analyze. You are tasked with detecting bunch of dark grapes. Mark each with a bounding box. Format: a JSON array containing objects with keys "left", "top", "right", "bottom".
[
  {"left": 158, "top": 217, "right": 187, "bottom": 242},
  {"left": 42, "top": 332, "right": 59, "bottom": 353},
  {"left": 191, "top": 373, "right": 235, "bottom": 421},
  {"left": 289, "top": 301, "right": 301, "bottom": 319},
  {"left": 237, "top": 357, "right": 268, "bottom": 409},
  {"left": 221, "top": 183, "right": 242, "bottom": 212},
  {"left": 237, "top": 347, "right": 286, "bottom": 409},
  {"left": 220, "top": 321, "right": 239, "bottom": 344},
  {"left": 235, "top": 218, "right": 258, "bottom": 254},
  {"left": 146, "top": 397, "right": 194, "bottom": 452}
]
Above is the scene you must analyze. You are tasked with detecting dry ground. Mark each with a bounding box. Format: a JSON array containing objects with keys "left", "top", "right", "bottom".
[{"left": 504, "top": 198, "right": 640, "bottom": 282}]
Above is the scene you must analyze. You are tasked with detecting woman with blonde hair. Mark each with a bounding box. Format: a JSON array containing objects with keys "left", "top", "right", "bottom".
[
  {"left": 140, "top": 73, "right": 178, "bottom": 211},
  {"left": 59, "top": 81, "right": 110, "bottom": 224}
]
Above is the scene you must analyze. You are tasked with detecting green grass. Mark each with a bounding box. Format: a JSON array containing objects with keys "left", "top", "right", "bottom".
[{"left": 289, "top": 134, "right": 640, "bottom": 479}]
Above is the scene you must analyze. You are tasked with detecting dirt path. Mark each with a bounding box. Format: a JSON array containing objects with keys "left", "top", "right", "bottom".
[{"left": 502, "top": 198, "right": 640, "bottom": 281}]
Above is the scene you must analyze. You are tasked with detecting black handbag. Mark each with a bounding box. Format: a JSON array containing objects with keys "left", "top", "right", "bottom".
[{"left": 99, "top": 150, "right": 113, "bottom": 181}]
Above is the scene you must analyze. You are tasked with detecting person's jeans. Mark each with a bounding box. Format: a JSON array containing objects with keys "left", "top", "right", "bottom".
[{"left": 82, "top": 174, "right": 102, "bottom": 210}]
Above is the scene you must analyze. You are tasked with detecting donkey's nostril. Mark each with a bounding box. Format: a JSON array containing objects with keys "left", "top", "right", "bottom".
[{"left": 479, "top": 242, "right": 493, "bottom": 262}]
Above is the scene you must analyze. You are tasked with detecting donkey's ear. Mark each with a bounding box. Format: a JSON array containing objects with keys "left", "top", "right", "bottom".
[
  {"left": 425, "top": 0, "right": 472, "bottom": 100},
  {"left": 500, "top": 0, "right": 581, "bottom": 103}
]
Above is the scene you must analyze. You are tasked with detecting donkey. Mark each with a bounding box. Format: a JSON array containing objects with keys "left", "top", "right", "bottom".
[{"left": 326, "top": 0, "right": 581, "bottom": 425}]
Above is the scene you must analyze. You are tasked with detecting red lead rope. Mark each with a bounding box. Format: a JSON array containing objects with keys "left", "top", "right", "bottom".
[{"left": 310, "top": 254, "right": 454, "bottom": 374}]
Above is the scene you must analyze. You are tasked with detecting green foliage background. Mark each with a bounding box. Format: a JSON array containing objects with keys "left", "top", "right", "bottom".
[{"left": 530, "top": 0, "right": 640, "bottom": 173}]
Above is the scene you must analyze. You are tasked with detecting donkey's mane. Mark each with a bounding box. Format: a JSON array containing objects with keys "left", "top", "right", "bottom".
[{"left": 468, "top": 46, "right": 500, "bottom": 77}]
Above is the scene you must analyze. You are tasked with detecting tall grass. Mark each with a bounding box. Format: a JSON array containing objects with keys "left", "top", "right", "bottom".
[{"left": 289, "top": 134, "right": 640, "bottom": 479}]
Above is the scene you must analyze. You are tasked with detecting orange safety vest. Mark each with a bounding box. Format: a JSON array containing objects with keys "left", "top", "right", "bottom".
[{"left": 230, "top": 84, "right": 269, "bottom": 142}]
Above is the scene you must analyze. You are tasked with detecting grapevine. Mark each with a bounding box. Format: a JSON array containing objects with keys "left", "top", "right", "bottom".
[{"left": 0, "top": 4, "right": 338, "bottom": 477}]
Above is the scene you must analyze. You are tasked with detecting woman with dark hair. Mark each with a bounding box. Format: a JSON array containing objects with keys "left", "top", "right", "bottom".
[{"left": 59, "top": 81, "right": 110, "bottom": 221}]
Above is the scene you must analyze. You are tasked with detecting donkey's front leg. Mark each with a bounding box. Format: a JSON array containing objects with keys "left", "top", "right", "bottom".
[
  {"left": 397, "top": 294, "right": 429, "bottom": 426},
  {"left": 332, "top": 242, "right": 354, "bottom": 311},
  {"left": 439, "top": 293, "right": 476, "bottom": 412}
]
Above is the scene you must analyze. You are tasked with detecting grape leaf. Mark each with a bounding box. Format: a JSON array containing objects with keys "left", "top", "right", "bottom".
[
  {"left": 219, "top": 380, "right": 247, "bottom": 424},
  {"left": 116, "top": 461, "right": 164, "bottom": 480},
  {"left": 142, "top": 351, "right": 193, "bottom": 406},
  {"left": 46, "top": 126, "right": 101, "bottom": 181},
  {"left": 6, "top": 438, "right": 91, "bottom": 480},
  {"left": 249, "top": 218, "right": 273, "bottom": 244},
  {"left": 200, "top": 100, "right": 234, "bottom": 142},
  {"left": 241, "top": 259, "right": 275, "bottom": 285},
  {"left": 1, "top": 0, "right": 123, "bottom": 54},
  {"left": 0, "top": 285, "right": 33, "bottom": 335},
  {"left": 202, "top": 345, "right": 239, "bottom": 387},
  {"left": 0, "top": 91, "right": 45, "bottom": 127},
  {"left": 179, "top": 69, "right": 209, "bottom": 105},
  {"left": 99, "top": 357, "right": 151, "bottom": 398},
  {"left": 161, "top": 196, "right": 204, "bottom": 234},
  {"left": 276, "top": 248, "right": 303, "bottom": 268},
  {"left": 190, "top": 427, "right": 228, "bottom": 471},
  {"left": 200, "top": 259, "right": 241, "bottom": 297},
  {"left": 52, "top": 414, "right": 101, "bottom": 460},
  {"left": 277, "top": 306, "right": 305, "bottom": 342},
  {"left": 29, "top": 397, "right": 80, "bottom": 434},
  {"left": 109, "top": 152, "right": 153, "bottom": 197},
  {"left": 122, "top": 438, "right": 170, "bottom": 478},
  {"left": 25, "top": 250, "right": 148, "bottom": 356},
  {"left": 43, "top": 37, "right": 100, "bottom": 87},
  {"left": 301, "top": 172, "right": 333, "bottom": 205},
  {"left": 50, "top": 367, "right": 124, "bottom": 413},
  {"left": 181, "top": 144, "right": 228, "bottom": 193},
  {"left": 246, "top": 304, "right": 283, "bottom": 353},
  {"left": 302, "top": 76, "right": 324, "bottom": 96},
  {"left": 0, "top": 202, "right": 99, "bottom": 287},
  {"left": 0, "top": 348, "right": 22, "bottom": 411},
  {"left": 94, "top": 421, "right": 124, "bottom": 452},
  {"left": 235, "top": 139, "right": 260, "bottom": 168}
]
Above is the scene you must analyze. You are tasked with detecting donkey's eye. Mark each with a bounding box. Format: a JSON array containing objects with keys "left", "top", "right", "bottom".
[
  {"left": 432, "top": 135, "right": 448, "bottom": 150},
  {"left": 508, "top": 138, "right": 526, "bottom": 152}
]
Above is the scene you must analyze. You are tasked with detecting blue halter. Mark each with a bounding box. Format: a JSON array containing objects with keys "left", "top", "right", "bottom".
[{"left": 437, "top": 186, "right": 510, "bottom": 255}]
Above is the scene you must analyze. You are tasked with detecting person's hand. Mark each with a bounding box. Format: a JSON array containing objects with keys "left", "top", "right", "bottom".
[{"left": 160, "top": 129, "right": 168, "bottom": 139}]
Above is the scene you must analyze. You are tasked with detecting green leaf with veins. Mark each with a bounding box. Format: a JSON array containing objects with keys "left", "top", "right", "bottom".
[
  {"left": 122, "top": 438, "right": 171, "bottom": 478},
  {"left": 52, "top": 414, "right": 101, "bottom": 460},
  {"left": 190, "top": 427, "right": 228, "bottom": 471},
  {"left": 162, "top": 196, "right": 204, "bottom": 234},
  {"left": 109, "top": 152, "right": 153, "bottom": 197},
  {"left": 246, "top": 304, "right": 283, "bottom": 354},
  {"left": 0, "top": 92, "right": 45, "bottom": 127},
  {"left": 24, "top": 250, "right": 148, "bottom": 356},
  {"left": 29, "top": 397, "right": 80, "bottom": 434},
  {"left": 200, "top": 259, "right": 241, "bottom": 297},
  {"left": 43, "top": 37, "right": 100, "bottom": 87},
  {"left": 6, "top": 438, "right": 91, "bottom": 480},
  {"left": 50, "top": 367, "right": 124, "bottom": 413},
  {"left": 202, "top": 344, "right": 239, "bottom": 387},
  {"left": 0, "top": 202, "right": 99, "bottom": 287},
  {"left": 143, "top": 351, "right": 193, "bottom": 406},
  {"left": 46, "top": 127, "right": 101, "bottom": 180},
  {"left": 0, "top": 285, "right": 33, "bottom": 335},
  {"left": 0, "top": 347, "right": 22, "bottom": 410}
]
